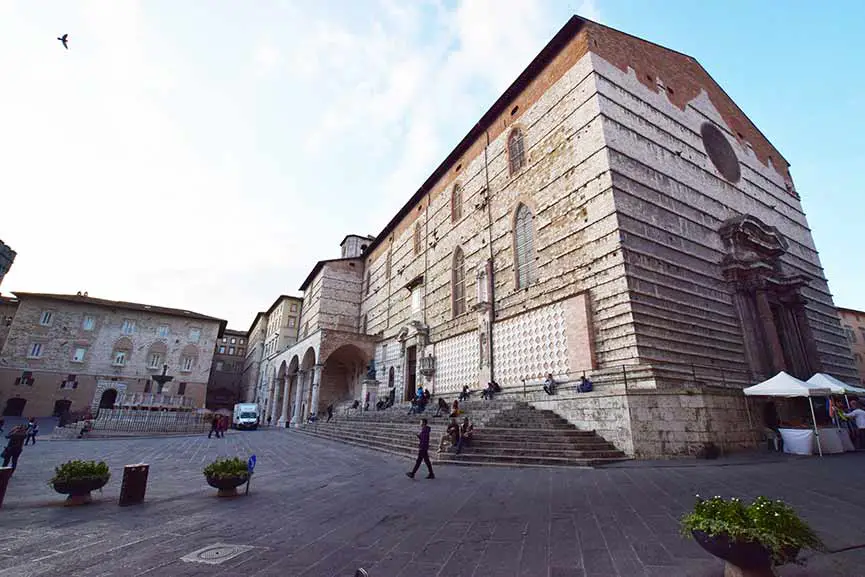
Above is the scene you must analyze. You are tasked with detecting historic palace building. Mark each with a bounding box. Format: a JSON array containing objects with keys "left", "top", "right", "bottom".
[
  {"left": 0, "top": 292, "right": 225, "bottom": 418},
  {"left": 255, "top": 15, "right": 856, "bottom": 457}
]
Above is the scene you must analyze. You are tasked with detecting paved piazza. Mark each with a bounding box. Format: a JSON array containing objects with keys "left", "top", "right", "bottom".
[{"left": 2, "top": 430, "right": 864, "bottom": 577}]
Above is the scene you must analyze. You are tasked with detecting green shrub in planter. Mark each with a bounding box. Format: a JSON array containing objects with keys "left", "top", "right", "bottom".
[
  {"left": 203, "top": 457, "right": 248, "bottom": 480},
  {"left": 50, "top": 460, "right": 110, "bottom": 484},
  {"left": 681, "top": 495, "right": 825, "bottom": 566}
]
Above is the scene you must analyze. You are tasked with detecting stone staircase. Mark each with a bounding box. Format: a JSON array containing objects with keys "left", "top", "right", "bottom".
[{"left": 297, "top": 400, "right": 628, "bottom": 468}]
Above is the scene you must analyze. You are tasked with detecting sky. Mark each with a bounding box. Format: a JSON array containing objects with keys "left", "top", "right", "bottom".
[{"left": 1, "top": 0, "right": 863, "bottom": 330}]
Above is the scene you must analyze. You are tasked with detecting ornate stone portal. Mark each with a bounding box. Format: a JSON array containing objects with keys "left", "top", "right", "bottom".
[{"left": 720, "top": 215, "right": 821, "bottom": 381}]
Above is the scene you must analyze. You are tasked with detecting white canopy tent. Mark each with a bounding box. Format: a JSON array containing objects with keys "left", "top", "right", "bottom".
[
  {"left": 743, "top": 371, "right": 831, "bottom": 456},
  {"left": 807, "top": 373, "right": 865, "bottom": 397}
]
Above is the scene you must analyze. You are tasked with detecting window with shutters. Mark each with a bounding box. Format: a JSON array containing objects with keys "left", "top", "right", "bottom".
[
  {"left": 451, "top": 184, "right": 463, "bottom": 223},
  {"left": 452, "top": 247, "right": 466, "bottom": 317},
  {"left": 508, "top": 128, "right": 526, "bottom": 175},
  {"left": 514, "top": 203, "right": 537, "bottom": 289},
  {"left": 413, "top": 222, "right": 422, "bottom": 255}
]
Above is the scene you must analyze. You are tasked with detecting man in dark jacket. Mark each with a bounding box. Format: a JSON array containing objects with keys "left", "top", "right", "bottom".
[
  {"left": 2, "top": 425, "right": 27, "bottom": 470},
  {"left": 406, "top": 418, "right": 435, "bottom": 479}
]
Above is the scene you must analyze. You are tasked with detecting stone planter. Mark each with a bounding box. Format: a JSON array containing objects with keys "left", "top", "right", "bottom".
[
  {"left": 205, "top": 474, "right": 248, "bottom": 497},
  {"left": 52, "top": 476, "right": 110, "bottom": 506},
  {"left": 692, "top": 530, "right": 799, "bottom": 577}
]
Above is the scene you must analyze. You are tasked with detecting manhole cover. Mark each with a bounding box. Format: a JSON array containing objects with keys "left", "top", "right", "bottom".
[{"left": 181, "top": 543, "right": 255, "bottom": 565}]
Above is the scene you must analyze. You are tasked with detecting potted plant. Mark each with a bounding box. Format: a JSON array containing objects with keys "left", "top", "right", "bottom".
[
  {"left": 681, "top": 495, "right": 825, "bottom": 576},
  {"left": 50, "top": 460, "right": 110, "bottom": 505},
  {"left": 203, "top": 457, "right": 249, "bottom": 497}
]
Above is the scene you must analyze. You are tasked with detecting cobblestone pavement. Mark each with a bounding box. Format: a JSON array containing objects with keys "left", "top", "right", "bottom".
[{"left": 2, "top": 430, "right": 864, "bottom": 577}]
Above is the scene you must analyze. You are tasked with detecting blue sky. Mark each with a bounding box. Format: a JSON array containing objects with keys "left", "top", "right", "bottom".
[{"left": 1, "top": 0, "right": 862, "bottom": 329}]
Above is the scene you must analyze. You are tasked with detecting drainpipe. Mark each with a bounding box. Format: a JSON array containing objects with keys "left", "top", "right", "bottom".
[{"left": 483, "top": 129, "right": 496, "bottom": 384}]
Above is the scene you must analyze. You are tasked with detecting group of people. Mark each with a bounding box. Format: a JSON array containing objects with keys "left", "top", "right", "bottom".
[
  {"left": 405, "top": 414, "right": 477, "bottom": 480},
  {"left": 830, "top": 398, "right": 865, "bottom": 449},
  {"left": 2, "top": 417, "right": 39, "bottom": 471},
  {"left": 542, "top": 373, "right": 593, "bottom": 396},
  {"left": 207, "top": 414, "right": 230, "bottom": 438}
]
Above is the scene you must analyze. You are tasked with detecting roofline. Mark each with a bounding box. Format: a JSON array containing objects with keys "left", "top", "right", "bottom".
[
  {"left": 299, "top": 257, "right": 363, "bottom": 291},
  {"left": 363, "top": 15, "right": 588, "bottom": 258},
  {"left": 12, "top": 291, "right": 228, "bottom": 338},
  {"left": 265, "top": 294, "right": 302, "bottom": 318},
  {"left": 837, "top": 306, "right": 865, "bottom": 316},
  {"left": 245, "top": 311, "right": 266, "bottom": 337},
  {"left": 339, "top": 234, "right": 376, "bottom": 247}
]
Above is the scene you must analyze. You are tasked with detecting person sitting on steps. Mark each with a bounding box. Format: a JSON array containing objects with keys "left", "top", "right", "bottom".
[
  {"left": 434, "top": 397, "right": 449, "bottom": 417},
  {"left": 481, "top": 382, "right": 495, "bottom": 400},
  {"left": 439, "top": 419, "right": 460, "bottom": 453},
  {"left": 456, "top": 417, "right": 474, "bottom": 454},
  {"left": 542, "top": 373, "right": 557, "bottom": 395},
  {"left": 458, "top": 385, "right": 471, "bottom": 401}
]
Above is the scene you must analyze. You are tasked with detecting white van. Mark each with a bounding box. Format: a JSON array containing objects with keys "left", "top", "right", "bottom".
[{"left": 233, "top": 403, "right": 260, "bottom": 430}]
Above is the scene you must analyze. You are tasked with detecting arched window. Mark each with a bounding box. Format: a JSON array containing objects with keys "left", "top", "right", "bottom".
[
  {"left": 413, "top": 222, "right": 422, "bottom": 255},
  {"left": 361, "top": 313, "right": 368, "bottom": 334},
  {"left": 451, "top": 184, "right": 463, "bottom": 223},
  {"left": 452, "top": 247, "right": 466, "bottom": 317},
  {"left": 514, "top": 204, "right": 537, "bottom": 289},
  {"left": 365, "top": 270, "right": 371, "bottom": 296},
  {"left": 508, "top": 128, "right": 526, "bottom": 175},
  {"left": 388, "top": 366, "right": 395, "bottom": 388}
]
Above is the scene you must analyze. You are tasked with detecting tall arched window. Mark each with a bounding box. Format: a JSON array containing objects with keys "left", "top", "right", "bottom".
[
  {"left": 361, "top": 313, "right": 368, "bottom": 334},
  {"left": 514, "top": 204, "right": 536, "bottom": 289},
  {"left": 413, "top": 222, "right": 422, "bottom": 255},
  {"left": 452, "top": 247, "right": 466, "bottom": 317},
  {"left": 388, "top": 366, "right": 395, "bottom": 388},
  {"left": 508, "top": 128, "right": 526, "bottom": 175},
  {"left": 365, "top": 270, "right": 371, "bottom": 295},
  {"left": 451, "top": 184, "right": 463, "bottom": 223}
]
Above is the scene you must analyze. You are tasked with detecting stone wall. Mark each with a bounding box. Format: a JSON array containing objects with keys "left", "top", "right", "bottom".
[
  {"left": 0, "top": 296, "right": 219, "bottom": 415},
  {"left": 592, "top": 54, "right": 857, "bottom": 383}
]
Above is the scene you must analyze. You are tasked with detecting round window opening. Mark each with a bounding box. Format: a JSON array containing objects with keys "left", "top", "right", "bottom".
[{"left": 700, "top": 123, "right": 740, "bottom": 183}]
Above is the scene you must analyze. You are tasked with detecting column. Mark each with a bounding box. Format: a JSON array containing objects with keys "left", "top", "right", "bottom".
[
  {"left": 290, "top": 370, "right": 306, "bottom": 426},
  {"left": 310, "top": 364, "right": 323, "bottom": 420},
  {"left": 277, "top": 375, "right": 291, "bottom": 428},
  {"left": 755, "top": 289, "right": 786, "bottom": 374},
  {"left": 267, "top": 378, "right": 280, "bottom": 425}
]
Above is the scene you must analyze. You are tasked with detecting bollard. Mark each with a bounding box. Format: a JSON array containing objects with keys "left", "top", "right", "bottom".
[
  {"left": 0, "top": 467, "right": 13, "bottom": 508},
  {"left": 119, "top": 463, "right": 149, "bottom": 506}
]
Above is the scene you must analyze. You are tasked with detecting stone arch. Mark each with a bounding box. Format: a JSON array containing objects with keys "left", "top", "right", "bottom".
[
  {"left": 321, "top": 344, "right": 370, "bottom": 411},
  {"left": 274, "top": 359, "right": 288, "bottom": 422},
  {"left": 512, "top": 202, "right": 537, "bottom": 289},
  {"left": 147, "top": 341, "right": 168, "bottom": 369},
  {"left": 112, "top": 337, "right": 133, "bottom": 365},
  {"left": 2, "top": 397, "right": 26, "bottom": 417},
  {"left": 507, "top": 126, "right": 526, "bottom": 175},
  {"left": 180, "top": 344, "right": 199, "bottom": 373},
  {"left": 99, "top": 388, "right": 118, "bottom": 410},
  {"left": 452, "top": 246, "right": 466, "bottom": 317}
]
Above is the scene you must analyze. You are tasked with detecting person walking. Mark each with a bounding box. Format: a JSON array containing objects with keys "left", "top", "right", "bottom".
[
  {"left": 2, "top": 425, "right": 28, "bottom": 471},
  {"left": 24, "top": 418, "right": 38, "bottom": 445},
  {"left": 326, "top": 404, "right": 334, "bottom": 422},
  {"left": 208, "top": 414, "right": 220, "bottom": 438},
  {"left": 406, "top": 418, "right": 435, "bottom": 479}
]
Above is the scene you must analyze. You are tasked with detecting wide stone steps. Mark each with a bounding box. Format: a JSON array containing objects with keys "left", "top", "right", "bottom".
[{"left": 297, "top": 401, "right": 629, "bottom": 468}]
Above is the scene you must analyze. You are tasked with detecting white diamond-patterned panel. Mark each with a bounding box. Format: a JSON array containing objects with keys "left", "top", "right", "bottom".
[
  {"left": 435, "top": 331, "right": 479, "bottom": 394},
  {"left": 492, "top": 302, "right": 569, "bottom": 388},
  {"left": 375, "top": 340, "right": 402, "bottom": 389}
]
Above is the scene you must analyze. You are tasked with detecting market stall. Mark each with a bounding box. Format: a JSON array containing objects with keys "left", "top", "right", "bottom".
[{"left": 743, "top": 372, "right": 832, "bottom": 457}]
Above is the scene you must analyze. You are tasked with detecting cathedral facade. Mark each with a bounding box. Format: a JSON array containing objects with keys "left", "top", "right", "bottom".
[{"left": 259, "top": 16, "right": 856, "bottom": 457}]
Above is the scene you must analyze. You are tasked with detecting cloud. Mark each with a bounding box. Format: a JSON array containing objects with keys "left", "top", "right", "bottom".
[
  {"left": 577, "top": 0, "right": 603, "bottom": 23},
  {"left": 0, "top": 0, "right": 591, "bottom": 328}
]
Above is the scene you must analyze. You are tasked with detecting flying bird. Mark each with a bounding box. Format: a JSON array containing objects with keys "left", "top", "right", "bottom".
[{"left": 58, "top": 33, "right": 69, "bottom": 49}]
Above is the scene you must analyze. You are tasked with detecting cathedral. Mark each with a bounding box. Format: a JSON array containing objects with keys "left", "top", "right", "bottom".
[{"left": 253, "top": 15, "right": 856, "bottom": 458}]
